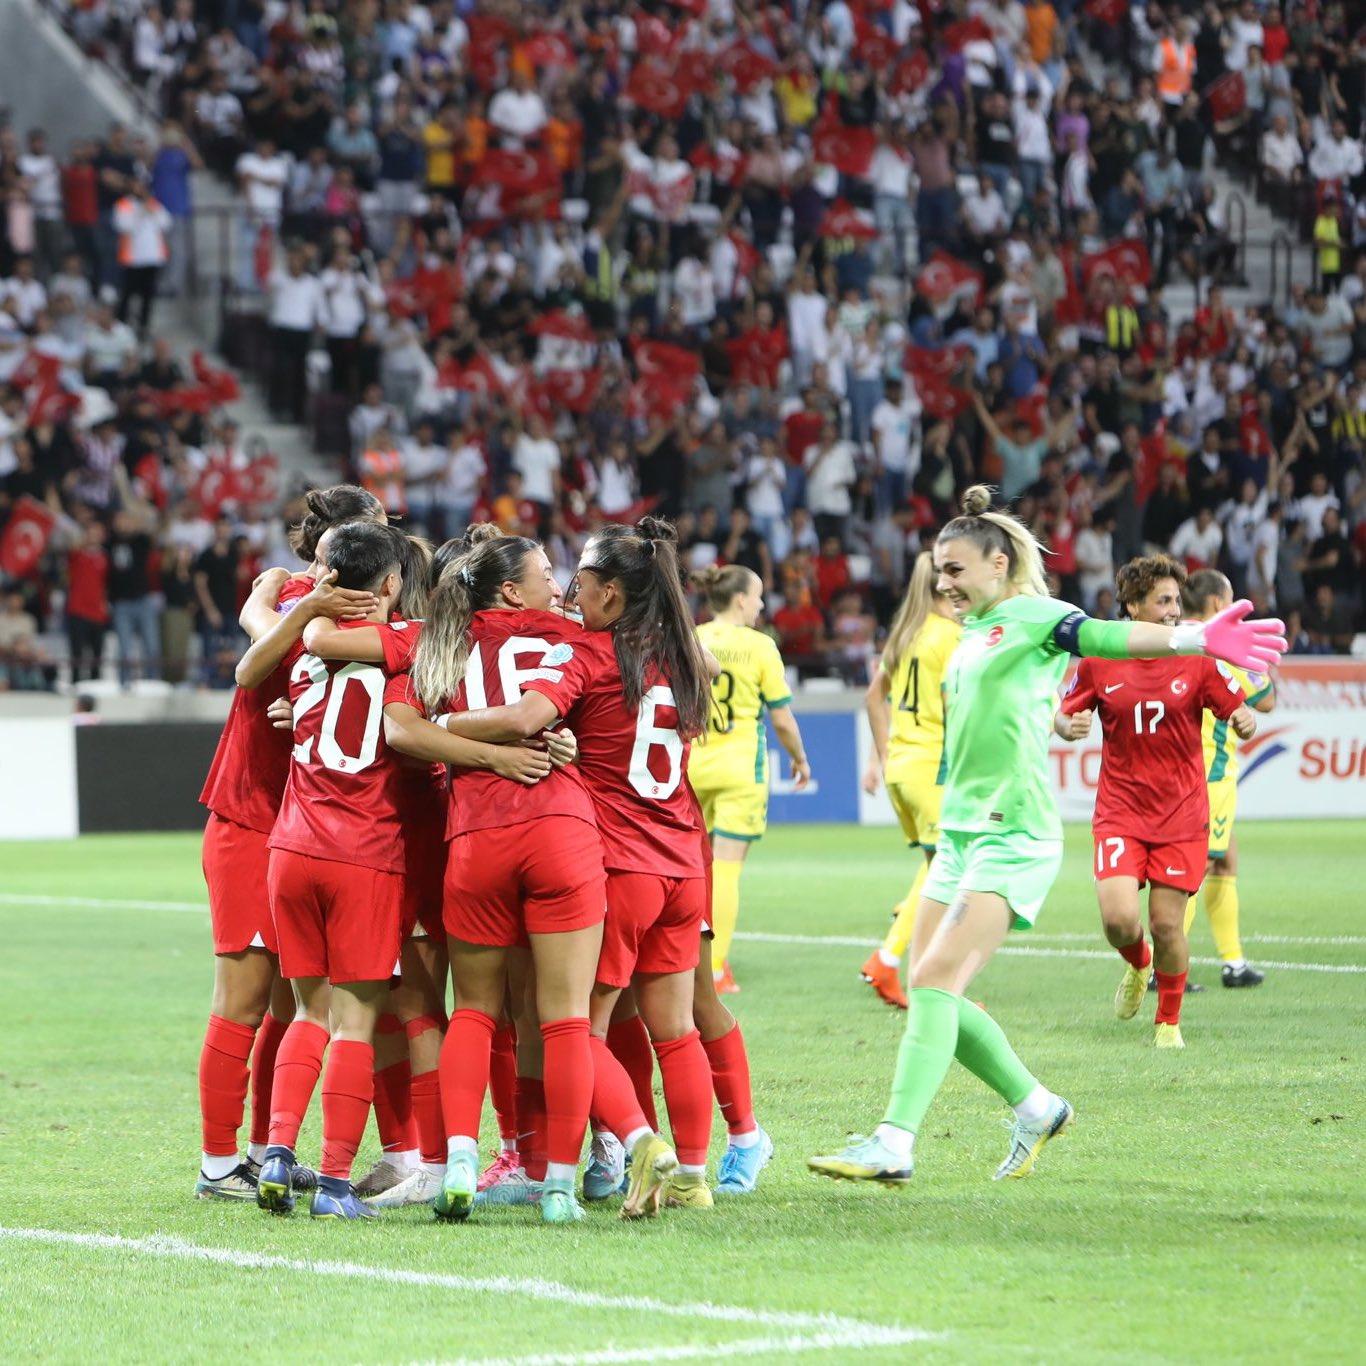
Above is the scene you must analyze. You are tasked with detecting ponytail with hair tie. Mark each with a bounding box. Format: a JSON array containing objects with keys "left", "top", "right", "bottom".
[{"left": 940, "top": 483, "right": 1049, "bottom": 597}]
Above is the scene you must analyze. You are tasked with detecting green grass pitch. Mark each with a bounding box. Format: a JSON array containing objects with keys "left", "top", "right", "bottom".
[{"left": 0, "top": 822, "right": 1362, "bottom": 1362}]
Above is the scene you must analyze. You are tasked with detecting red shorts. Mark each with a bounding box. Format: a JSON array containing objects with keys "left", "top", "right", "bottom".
[
  {"left": 202, "top": 813, "right": 277, "bottom": 956},
  {"left": 596, "top": 871, "right": 707, "bottom": 989},
  {"left": 402, "top": 825, "right": 449, "bottom": 943},
  {"left": 444, "top": 816, "right": 606, "bottom": 947},
  {"left": 1093, "top": 830, "right": 1206, "bottom": 896},
  {"left": 267, "top": 848, "right": 404, "bottom": 983}
]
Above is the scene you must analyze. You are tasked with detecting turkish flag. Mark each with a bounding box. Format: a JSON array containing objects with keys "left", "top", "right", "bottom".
[
  {"left": 25, "top": 375, "right": 79, "bottom": 426},
  {"left": 446, "top": 353, "right": 507, "bottom": 397},
  {"left": 533, "top": 368, "right": 603, "bottom": 416},
  {"left": 523, "top": 31, "right": 575, "bottom": 69},
  {"left": 627, "top": 374, "right": 692, "bottom": 422},
  {"left": 633, "top": 338, "right": 701, "bottom": 380},
  {"left": 891, "top": 50, "right": 930, "bottom": 94},
  {"left": 1080, "top": 238, "right": 1152, "bottom": 290},
  {"left": 8, "top": 350, "right": 61, "bottom": 393},
  {"left": 529, "top": 309, "right": 596, "bottom": 343},
  {"left": 911, "top": 372, "right": 972, "bottom": 421},
  {"left": 717, "top": 41, "right": 778, "bottom": 92},
  {"left": 147, "top": 384, "right": 218, "bottom": 417},
  {"left": 1205, "top": 71, "right": 1247, "bottom": 122},
  {"left": 624, "top": 59, "right": 691, "bottom": 119},
  {"left": 811, "top": 121, "right": 876, "bottom": 176},
  {"left": 675, "top": 50, "right": 718, "bottom": 97},
  {"left": 191, "top": 351, "right": 241, "bottom": 404},
  {"left": 729, "top": 231, "right": 761, "bottom": 278},
  {"left": 482, "top": 147, "right": 560, "bottom": 196},
  {"left": 915, "top": 250, "right": 985, "bottom": 309},
  {"left": 904, "top": 343, "right": 972, "bottom": 383},
  {"left": 194, "top": 459, "right": 244, "bottom": 519},
  {"left": 0, "top": 496, "right": 56, "bottom": 578},
  {"left": 725, "top": 325, "right": 788, "bottom": 388},
  {"left": 239, "top": 453, "right": 280, "bottom": 508},
  {"left": 690, "top": 143, "right": 748, "bottom": 186},
  {"left": 818, "top": 198, "right": 880, "bottom": 241}
]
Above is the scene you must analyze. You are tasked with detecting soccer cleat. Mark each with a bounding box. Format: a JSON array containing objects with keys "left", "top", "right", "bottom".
[
  {"left": 473, "top": 1168, "right": 543, "bottom": 1208},
  {"left": 716, "top": 1127, "right": 774, "bottom": 1195},
  {"left": 582, "top": 1131, "right": 627, "bottom": 1202},
  {"left": 663, "top": 1172, "right": 714, "bottom": 1209},
  {"left": 1148, "top": 976, "right": 1204, "bottom": 994},
  {"left": 1114, "top": 961, "right": 1154, "bottom": 1020},
  {"left": 1222, "top": 962, "right": 1264, "bottom": 988},
  {"left": 433, "top": 1150, "right": 479, "bottom": 1223},
  {"left": 256, "top": 1148, "right": 297, "bottom": 1214},
  {"left": 195, "top": 1163, "right": 258, "bottom": 1201},
  {"left": 353, "top": 1155, "right": 414, "bottom": 1199},
  {"left": 365, "top": 1166, "right": 445, "bottom": 1209},
  {"left": 477, "top": 1149, "right": 522, "bottom": 1192},
  {"left": 540, "top": 1185, "right": 586, "bottom": 1224},
  {"left": 619, "top": 1134, "right": 679, "bottom": 1219},
  {"left": 310, "top": 1176, "right": 378, "bottom": 1220},
  {"left": 993, "top": 1097, "right": 1075, "bottom": 1181},
  {"left": 291, "top": 1163, "right": 319, "bottom": 1193},
  {"left": 807, "top": 1134, "right": 912, "bottom": 1185},
  {"left": 714, "top": 962, "right": 740, "bottom": 995},
  {"left": 1154, "top": 1023, "right": 1186, "bottom": 1050},
  {"left": 860, "top": 952, "right": 908, "bottom": 1010}
]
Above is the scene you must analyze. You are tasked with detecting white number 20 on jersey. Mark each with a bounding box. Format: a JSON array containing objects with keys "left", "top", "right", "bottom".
[{"left": 290, "top": 654, "right": 385, "bottom": 773}]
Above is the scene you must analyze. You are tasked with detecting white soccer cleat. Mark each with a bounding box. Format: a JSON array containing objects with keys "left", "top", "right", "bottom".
[{"left": 363, "top": 1166, "right": 445, "bottom": 1208}]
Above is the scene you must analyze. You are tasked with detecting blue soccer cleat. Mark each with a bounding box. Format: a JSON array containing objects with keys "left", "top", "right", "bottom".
[
  {"left": 540, "top": 1181, "right": 586, "bottom": 1224},
  {"left": 716, "top": 1127, "right": 775, "bottom": 1195},
  {"left": 433, "top": 1150, "right": 479, "bottom": 1223},
  {"left": 310, "top": 1175, "right": 378, "bottom": 1220},
  {"left": 256, "top": 1147, "right": 298, "bottom": 1215},
  {"left": 473, "top": 1168, "right": 542, "bottom": 1208},
  {"left": 582, "top": 1131, "right": 627, "bottom": 1202}
]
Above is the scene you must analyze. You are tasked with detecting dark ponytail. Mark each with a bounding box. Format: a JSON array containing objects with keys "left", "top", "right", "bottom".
[
  {"left": 288, "top": 483, "right": 386, "bottom": 560},
  {"left": 588, "top": 516, "right": 710, "bottom": 740}
]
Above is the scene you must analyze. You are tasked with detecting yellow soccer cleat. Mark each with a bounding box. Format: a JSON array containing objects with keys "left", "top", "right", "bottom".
[
  {"left": 663, "top": 1172, "right": 714, "bottom": 1209},
  {"left": 1154, "top": 1023, "right": 1185, "bottom": 1050},
  {"left": 619, "top": 1134, "right": 678, "bottom": 1219},
  {"left": 1114, "top": 961, "right": 1154, "bottom": 1020}
]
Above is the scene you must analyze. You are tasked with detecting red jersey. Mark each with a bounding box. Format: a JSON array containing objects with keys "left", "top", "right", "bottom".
[
  {"left": 269, "top": 628, "right": 412, "bottom": 874},
  {"left": 377, "top": 618, "right": 422, "bottom": 673},
  {"left": 525, "top": 629, "right": 706, "bottom": 879},
  {"left": 199, "top": 574, "right": 315, "bottom": 833},
  {"left": 67, "top": 548, "right": 109, "bottom": 623},
  {"left": 1060, "top": 655, "right": 1242, "bottom": 841},
  {"left": 444, "top": 609, "right": 597, "bottom": 840}
]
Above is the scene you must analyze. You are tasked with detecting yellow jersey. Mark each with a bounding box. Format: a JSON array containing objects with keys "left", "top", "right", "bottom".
[
  {"left": 1202, "top": 662, "right": 1272, "bottom": 783},
  {"left": 883, "top": 612, "right": 960, "bottom": 784},
  {"left": 690, "top": 620, "right": 792, "bottom": 788}
]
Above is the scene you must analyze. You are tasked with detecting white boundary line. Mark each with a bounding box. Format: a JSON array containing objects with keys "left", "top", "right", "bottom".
[
  {"left": 424, "top": 1332, "right": 927, "bottom": 1365},
  {"left": 0, "top": 1227, "right": 937, "bottom": 1355},
  {"left": 1, "top": 894, "right": 1362, "bottom": 973}
]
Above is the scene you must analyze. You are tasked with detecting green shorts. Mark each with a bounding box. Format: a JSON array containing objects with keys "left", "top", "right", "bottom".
[{"left": 922, "top": 828, "right": 1064, "bottom": 930}]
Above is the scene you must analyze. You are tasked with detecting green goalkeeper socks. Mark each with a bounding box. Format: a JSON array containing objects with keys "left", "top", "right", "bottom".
[
  {"left": 881, "top": 987, "right": 960, "bottom": 1136},
  {"left": 953, "top": 996, "right": 1038, "bottom": 1108}
]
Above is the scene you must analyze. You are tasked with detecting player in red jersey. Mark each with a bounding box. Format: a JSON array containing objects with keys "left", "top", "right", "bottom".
[
  {"left": 386, "top": 531, "right": 607, "bottom": 1226},
  {"left": 1055, "top": 555, "right": 1255, "bottom": 1050},
  {"left": 238, "top": 522, "right": 553, "bottom": 1219},
  {"left": 437, "top": 517, "right": 718, "bottom": 1217},
  {"left": 193, "top": 484, "right": 384, "bottom": 1200}
]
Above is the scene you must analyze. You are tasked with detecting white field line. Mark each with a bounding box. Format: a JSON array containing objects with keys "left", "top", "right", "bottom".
[
  {"left": 0, "top": 1227, "right": 937, "bottom": 1354},
  {"left": 0, "top": 893, "right": 1361, "bottom": 971}
]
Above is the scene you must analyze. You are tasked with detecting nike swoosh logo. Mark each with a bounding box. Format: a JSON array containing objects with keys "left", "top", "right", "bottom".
[
  {"left": 1104, "top": 684, "right": 1124, "bottom": 693},
  {"left": 1165, "top": 867, "right": 1185, "bottom": 876}
]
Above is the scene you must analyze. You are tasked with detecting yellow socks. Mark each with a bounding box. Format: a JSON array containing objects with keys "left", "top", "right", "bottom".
[
  {"left": 710, "top": 858, "right": 743, "bottom": 973},
  {"left": 882, "top": 860, "right": 930, "bottom": 960},
  {"left": 1183, "top": 894, "right": 1199, "bottom": 938},
  {"left": 1202, "top": 874, "right": 1243, "bottom": 963}
]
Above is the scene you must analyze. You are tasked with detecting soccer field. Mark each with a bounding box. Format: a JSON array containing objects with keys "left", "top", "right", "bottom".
[{"left": 0, "top": 823, "right": 1361, "bottom": 1363}]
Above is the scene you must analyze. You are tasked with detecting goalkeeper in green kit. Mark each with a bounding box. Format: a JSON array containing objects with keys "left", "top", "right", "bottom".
[{"left": 809, "top": 487, "right": 1287, "bottom": 1185}]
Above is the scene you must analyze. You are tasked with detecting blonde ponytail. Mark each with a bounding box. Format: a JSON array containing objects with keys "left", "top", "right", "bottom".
[
  {"left": 881, "top": 551, "right": 939, "bottom": 674},
  {"left": 941, "top": 484, "right": 1048, "bottom": 597}
]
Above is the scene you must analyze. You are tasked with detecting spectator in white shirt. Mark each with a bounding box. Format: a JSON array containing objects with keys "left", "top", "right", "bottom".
[
  {"left": 1075, "top": 507, "right": 1115, "bottom": 610},
  {"left": 672, "top": 241, "right": 716, "bottom": 330},
  {"left": 787, "top": 267, "right": 830, "bottom": 387},
  {"left": 234, "top": 138, "right": 290, "bottom": 292},
  {"left": 18, "top": 130, "right": 63, "bottom": 276},
  {"left": 870, "top": 376, "right": 922, "bottom": 513},
  {"left": 744, "top": 436, "right": 790, "bottom": 558},
  {"left": 1308, "top": 120, "right": 1364, "bottom": 185},
  {"left": 1247, "top": 499, "right": 1282, "bottom": 606},
  {"left": 1014, "top": 88, "right": 1051, "bottom": 202},
  {"left": 1170, "top": 506, "right": 1224, "bottom": 568},
  {"left": 401, "top": 419, "right": 447, "bottom": 533},
  {"left": 869, "top": 126, "right": 913, "bottom": 272},
  {"left": 438, "top": 428, "right": 488, "bottom": 538},
  {"left": 964, "top": 174, "right": 1009, "bottom": 245},
  {"left": 803, "top": 419, "right": 858, "bottom": 544},
  {"left": 113, "top": 181, "right": 172, "bottom": 333},
  {"left": 1262, "top": 113, "right": 1304, "bottom": 184},
  {"left": 512, "top": 415, "right": 562, "bottom": 512},
  {"left": 319, "top": 248, "right": 380, "bottom": 398},
  {"left": 0, "top": 257, "right": 47, "bottom": 329},
  {"left": 488, "top": 70, "right": 548, "bottom": 143},
  {"left": 266, "top": 246, "right": 322, "bottom": 421},
  {"left": 596, "top": 440, "right": 638, "bottom": 517}
]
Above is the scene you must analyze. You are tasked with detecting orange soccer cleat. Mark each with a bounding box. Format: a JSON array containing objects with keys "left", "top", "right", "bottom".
[
  {"left": 860, "top": 952, "right": 908, "bottom": 1010},
  {"left": 714, "top": 962, "right": 741, "bottom": 995}
]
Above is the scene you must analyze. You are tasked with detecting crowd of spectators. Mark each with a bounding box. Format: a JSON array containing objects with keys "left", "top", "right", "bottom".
[{"left": 4, "top": 0, "right": 1363, "bottom": 691}]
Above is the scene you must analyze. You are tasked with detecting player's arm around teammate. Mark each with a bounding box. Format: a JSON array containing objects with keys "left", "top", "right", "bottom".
[{"left": 810, "top": 486, "right": 1285, "bottom": 1188}]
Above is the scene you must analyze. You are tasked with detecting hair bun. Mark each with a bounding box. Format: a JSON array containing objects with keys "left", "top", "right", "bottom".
[
  {"left": 961, "top": 484, "right": 994, "bottom": 517},
  {"left": 635, "top": 515, "right": 677, "bottom": 545},
  {"left": 464, "top": 523, "right": 504, "bottom": 547}
]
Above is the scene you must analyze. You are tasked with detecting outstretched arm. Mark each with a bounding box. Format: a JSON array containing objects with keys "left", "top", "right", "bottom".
[{"left": 1058, "top": 601, "right": 1287, "bottom": 673}]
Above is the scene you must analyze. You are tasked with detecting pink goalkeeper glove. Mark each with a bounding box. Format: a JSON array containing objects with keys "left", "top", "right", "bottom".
[{"left": 1170, "top": 599, "right": 1288, "bottom": 672}]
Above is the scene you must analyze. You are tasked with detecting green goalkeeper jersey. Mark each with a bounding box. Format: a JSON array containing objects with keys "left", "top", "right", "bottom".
[{"left": 939, "top": 594, "right": 1077, "bottom": 840}]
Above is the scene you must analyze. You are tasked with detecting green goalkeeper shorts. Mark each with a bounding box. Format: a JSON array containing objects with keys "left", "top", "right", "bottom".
[{"left": 923, "top": 827, "right": 1064, "bottom": 930}]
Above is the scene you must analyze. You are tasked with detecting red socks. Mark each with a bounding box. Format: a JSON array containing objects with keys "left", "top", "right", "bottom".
[
  {"left": 319, "top": 1039, "right": 374, "bottom": 1180},
  {"left": 516, "top": 1077, "right": 548, "bottom": 1182},
  {"left": 248, "top": 1012, "right": 289, "bottom": 1149},
  {"left": 267, "top": 1019, "right": 328, "bottom": 1151},
  {"left": 372, "top": 1014, "right": 415, "bottom": 1154},
  {"left": 404, "top": 1014, "right": 446, "bottom": 1168},
  {"left": 1155, "top": 971, "right": 1187, "bottom": 1026},
  {"left": 589, "top": 1034, "right": 650, "bottom": 1143},
  {"left": 653, "top": 1029, "right": 712, "bottom": 1167},
  {"left": 540, "top": 1018, "right": 592, "bottom": 1169},
  {"left": 440, "top": 1008, "right": 495, "bottom": 1142},
  {"left": 702, "top": 1022, "right": 756, "bottom": 1137},
  {"left": 1118, "top": 936, "right": 1153, "bottom": 971},
  {"left": 490, "top": 1021, "right": 519, "bottom": 1146},
  {"left": 199, "top": 1014, "right": 256, "bottom": 1156},
  {"left": 607, "top": 1013, "right": 659, "bottom": 1131}
]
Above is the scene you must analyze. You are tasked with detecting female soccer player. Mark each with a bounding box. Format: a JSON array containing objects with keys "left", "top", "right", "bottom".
[
  {"left": 859, "top": 551, "right": 960, "bottom": 1009},
  {"left": 809, "top": 486, "right": 1285, "bottom": 1186},
  {"left": 1183, "top": 570, "right": 1276, "bottom": 988},
  {"left": 688, "top": 565, "right": 811, "bottom": 993},
  {"left": 436, "top": 519, "right": 720, "bottom": 1216},
  {"left": 194, "top": 484, "right": 383, "bottom": 1199},
  {"left": 1054, "top": 555, "right": 1255, "bottom": 1049}
]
